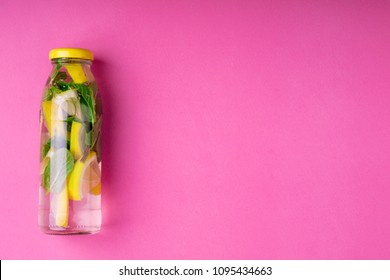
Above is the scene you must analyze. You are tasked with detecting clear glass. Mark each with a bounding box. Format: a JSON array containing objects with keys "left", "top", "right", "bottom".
[{"left": 39, "top": 58, "right": 102, "bottom": 234}]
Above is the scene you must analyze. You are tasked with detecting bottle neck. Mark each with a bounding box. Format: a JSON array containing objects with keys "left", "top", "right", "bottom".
[{"left": 51, "top": 58, "right": 92, "bottom": 65}]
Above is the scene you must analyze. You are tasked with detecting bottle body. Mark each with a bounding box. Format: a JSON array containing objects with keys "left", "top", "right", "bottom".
[{"left": 39, "top": 54, "right": 102, "bottom": 234}]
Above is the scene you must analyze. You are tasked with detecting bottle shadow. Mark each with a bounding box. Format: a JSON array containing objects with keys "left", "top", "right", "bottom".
[
  {"left": 92, "top": 58, "right": 132, "bottom": 231},
  {"left": 52, "top": 56, "right": 139, "bottom": 257}
]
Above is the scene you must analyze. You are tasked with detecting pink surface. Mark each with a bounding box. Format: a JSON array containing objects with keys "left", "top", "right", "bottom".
[{"left": 0, "top": 0, "right": 390, "bottom": 259}]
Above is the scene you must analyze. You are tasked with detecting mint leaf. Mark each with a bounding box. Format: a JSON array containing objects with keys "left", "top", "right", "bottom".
[
  {"left": 85, "top": 130, "right": 93, "bottom": 147},
  {"left": 45, "top": 79, "right": 96, "bottom": 124},
  {"left": 65, "top": 149, "right": 75, "bottom": 175},
  {"left": 56, "top": 80, "right": 70, "bottom": 91},
  {"left": 70, "top": 83, "right": 96, "bottom": 124},
  {"left": 65, "top": 116, "right": 76, "bottom": 132},
  {"left": 42, "top": 136, "right": 69, "bottom": 160},
  {"left": 53, "top": 71, "right": 67, "bottom": 84},
  {"left": 44, "top": 67, "right": 68, "bottom": 101},
  {"left": 49, "top": 64, "right": 61, "bottom": 82},
  {"left": 43, "top": 163, "right": 50, "bottom": 193},
  {"left": 42, "top": 139, "right": 51, "bottom": 159},
  {"left": 43, "top": 148, "right": 75, "bottom": 193},
  {"left": 43, "top": 85, "right": 61, "bottom": 101}
]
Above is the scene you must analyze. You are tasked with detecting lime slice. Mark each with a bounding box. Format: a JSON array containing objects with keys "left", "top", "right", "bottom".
[
  {"left": 68, "top": 151, "right": 101, "bottom": 201},
  {"left": 65, "top": 64, "right": 88, "bottom": 83},
  {"left": 70, "top": 121, "right": 86, "bottom": 160}
]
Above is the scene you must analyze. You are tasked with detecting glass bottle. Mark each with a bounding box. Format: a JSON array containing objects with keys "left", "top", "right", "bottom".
[{"left": 39, "top": 48, "right": 102, "bottom": 234}]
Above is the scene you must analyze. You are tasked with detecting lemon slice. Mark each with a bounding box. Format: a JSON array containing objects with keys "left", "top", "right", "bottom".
[
  {"left": 50, "top": 186, "right": 69, "bottom": 227},
  {"left": 64, "top": 64, "right": 88, "bottom": 83},
  {"left": 42, "top": 101, "right": 52, "bottom": 133},
  {"left": 68, "top": 151, "right": 101, "bottom": 201},
  {"left": 70, "top": 121, "right": 86, "bottom": 160},
  {"left": 90, "top": 183, "right": 101, "bottom": 196}
]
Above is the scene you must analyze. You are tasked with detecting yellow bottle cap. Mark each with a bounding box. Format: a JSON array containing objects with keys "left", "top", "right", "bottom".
[{"left": 49, "top": 48, "right": 94, "bottom": 61}]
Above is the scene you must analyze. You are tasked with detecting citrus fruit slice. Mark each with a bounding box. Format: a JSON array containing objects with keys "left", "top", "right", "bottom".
[
  {"left": 42, "top": 101, "right": 52, "bottom": 133},
  {"left": 65, "top": 64, "right": 87, "bottom": 83},
  {"left": 90, "top": 183, "right": 101, "bottom": 196},
  {"left": 68, "top": 151, "right": 101, "bottom": 201},
  {"left": 70, "top": 121, "right": 86, "bottom": 160}
]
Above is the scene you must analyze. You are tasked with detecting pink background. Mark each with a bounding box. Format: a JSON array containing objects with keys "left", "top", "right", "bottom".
[{"left": 0, "top": 0, "right": 390, "bottom": 259}]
